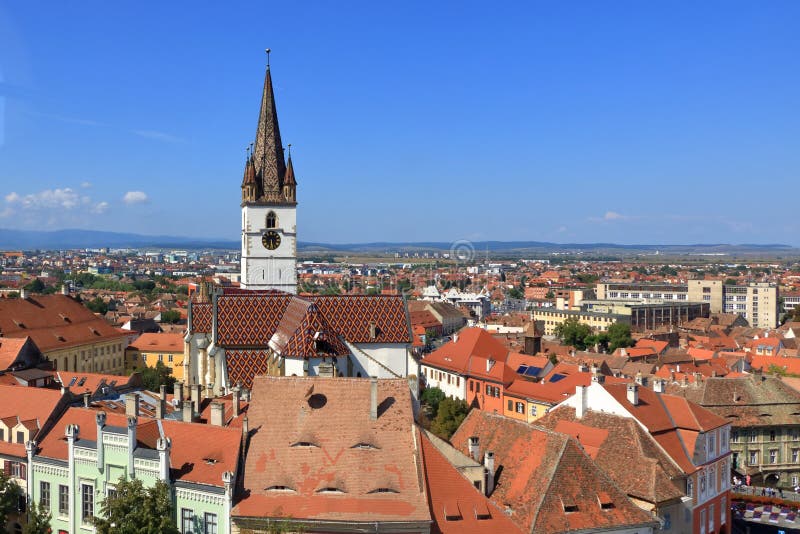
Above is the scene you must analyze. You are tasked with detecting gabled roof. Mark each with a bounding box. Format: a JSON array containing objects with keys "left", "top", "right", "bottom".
[
  {"left": 420, "top": 432, "right": 523, "bottom": 534},
  {"left": 423, "top": 328, "right": 510, "bottom": 378},
  {"left": 127, "top": 332, "right": 184, "bottom": 353},
  {"left": 451, "top": 411, "right": 656, "bottom": 533},
  {"left": 0, "top": 294, "right": 127, "bottom": 352},
  {"left": 194, "top": 291, "right": 411, "bottom": 346},
  {"left": 0, "top": 336, "right": 43, "bottom": 370},
  {"left": 538, "top": 408, "right": 686, "bottom": 505},
  {"left": 233, "top": 377, "right": 430, "bottom": 524}
]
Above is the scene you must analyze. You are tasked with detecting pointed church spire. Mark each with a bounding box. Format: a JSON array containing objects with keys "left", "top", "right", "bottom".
[
  {"left": 252, "top": 49, "right": 286, "bottom": 202},
  {"left": 283, "top": 144, "right": 297, "bottom": 203}
]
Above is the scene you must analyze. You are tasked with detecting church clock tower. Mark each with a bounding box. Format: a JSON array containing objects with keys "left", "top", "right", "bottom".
[{"left": 240, "top": 51, "right": 298, "bottom": 293}]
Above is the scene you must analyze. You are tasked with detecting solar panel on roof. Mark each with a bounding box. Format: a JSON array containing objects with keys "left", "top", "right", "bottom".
[
  {"left": 78, "top": 377, "right": 87, "bottom": 386},
  {"left": 549, "top": 373, "right": 566, "bottom": 383},
  {"left": 525, "top": 366, "right": 542, "bottom": 376},
  {"left": 68, "top": 377, "right": 77, "bottom": 387},
  {"left": 516, "top": 365, "right": 529, "bottom": 374}
]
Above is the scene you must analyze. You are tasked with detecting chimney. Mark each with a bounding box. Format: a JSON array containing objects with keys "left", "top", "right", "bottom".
[
  {"left": 575, "top": 385, "right": 587, "bottom": 418},
  {"left": 627, "top": 383, "right": 639, "bottom": 406},
  {"left": 486, "top": 359, "right": 495, "bottom": 373},
  {"left": 182, "top": 402, "right": 193, "bottom": 423},
  {"left": 370, "top": 377, "right": 378, "bottom": 421},
  {"left": 173, "top": 381, "right": 184, "bottom": 409},
  {"left": 232, "top": 387, "right": 241, "bottom": 418},
  {"left": 127, "top": 416, "right": 137, "bottom": 479},
  {"left": 19, "top": 288, "right": 27, "bottom": 300},
  {"left": 653, "top": 378, "right": 666, "bottom": 393},
  {"left": 578, "top": 363, "right": 588, "bottom": 373},
  {"left": 694, "top": 372, "right": 703, "bottom": 384},
  {"left": 682, "top": 374, "right": 689, "bottom": 387},
  {"left": 83, "top": 392, "right": 91, "bottom": 408},
  {"left": 125, "top": 393, "right": 139, "bottom": 418},
  {"left": 635, "top": 371, "right": 646, "bottom": 386},
  {"left": 191, "top": 384, "right": 201, "bottom": 413},
  {"left": 95, "top": 411, "right": 106, "bottom": 469},
  {"left": 369, "top": 321, "right": 377, "bottom": 341},
  {"left": 210, "top": 402, "right": 225, "bottom": 427},
  {"left": 156, "top": 437, "right": 171, "bottom": 482},
  {"left": 468, "top": 436, "right": 480, "bottom": 462},
  {"left": 242, "top": 416, "right": 249, "bottom": 442},
  {"left": 61, "top": 385, "right": 70, "bottom": 396},
  {"left": 484, "top": 451, "right": 495, "bottom": 496},
  {"left": 156, "top": 385, "right": 167, "bottom": 420},
  {"left": 61, "top": 284, "right": 69, "bottom": 296}
]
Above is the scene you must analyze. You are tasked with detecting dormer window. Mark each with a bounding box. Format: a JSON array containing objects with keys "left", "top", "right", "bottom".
[
  {"left": 266, "top": 211, "right": 277, "bottom": 229},
  {"left": 367, "top": 488, "right": 398, "bottom": 494},
  {"left": 291, "top": 441, "right": 319, "bottom": 448},
  {"left": 351, "top": 443, "right": 379, "bottom": 450},
  {"left": 316, "top": 487, "right": 345, "bottom": 494},
  {"left": 265, "top": 486, "right": 295, "bottom": 492}
]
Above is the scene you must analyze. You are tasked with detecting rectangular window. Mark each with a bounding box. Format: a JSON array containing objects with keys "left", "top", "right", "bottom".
[
  {"left": 793, "top": 449, "right": 799, "bottom": 463},
  {"left": 721, "top": 497, "right": 726, "bottom": 524},
  {"left": 515, "top": 402, "right": 524, "bottom": 414},
  {"left": 700, "top": 509, "right": 706, "bottom": 534},
  {"left": 81, "top": 484, "right": 94, "bottom": 524},
  {"left": 204, "top": 513, "right": 218, "bottom": 534},
  {"left": 168, "top": 354, "right": 174, "bottom": 363},
  {"left": 10, "top": 462, "right": 20, "bottom": 478},
  {"left": 58, "top": 485, "right": 68, "bottom": 516},
  {"left": 39, "top": 481, "right": 50, "bottom": 510},
  {"left": 15, "top": 431, "right": 24, "bottom": 444},
  {"left": 749, "top": 451, "right": 758, "bottom": 465},
  {"left": 770, "top": 449, "right": 778, "bottom": 464},
  {"left": 507, "top": 400, "right": 513, "bottom": 411},
  {"left": 709, "top": 503, "right": 715, "bottom": 531},
  {"left": 182, "top": 508, "right": 194, "bottom": 534}
]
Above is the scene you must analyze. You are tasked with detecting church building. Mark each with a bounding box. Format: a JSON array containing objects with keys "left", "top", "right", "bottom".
[
  {"left": 181, "top": 56, "right": 415, "bottom": 397},
  {"left": 240, "top": 52, "right": 297, "bottom": 293}
]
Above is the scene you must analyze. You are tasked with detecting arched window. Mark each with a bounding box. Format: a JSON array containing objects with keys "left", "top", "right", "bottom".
[{"left": 266, "top": 211, "right": 277, "bottom": 229}]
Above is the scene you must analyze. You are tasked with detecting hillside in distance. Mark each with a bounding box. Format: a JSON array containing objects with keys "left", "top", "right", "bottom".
[{"left": 0, "top": 228, "right": 797, "bottom": 257}]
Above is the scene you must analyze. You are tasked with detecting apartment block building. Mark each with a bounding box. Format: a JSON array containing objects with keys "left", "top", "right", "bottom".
[{"left": 596, "top": 281, "right": 779, "bottom": 329}]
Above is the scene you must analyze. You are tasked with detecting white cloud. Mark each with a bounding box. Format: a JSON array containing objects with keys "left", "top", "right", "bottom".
[
  {"left": 132, "top": 129, "right": 184, "bottom": 143},
  {"left": 1, "top": 186, "right": 110, "bottom": 227},
  {"left": 80, "top": 181, "right": 92, "bottom": 189},
  {"left": 123, "top": 191, "right": 149, "bottom": 205},
  {"left": 604, "top": 211, "right": 625, "bottom": 221},
  {"left": 91, "top": 201, "right": 109, "bottom": 214}
]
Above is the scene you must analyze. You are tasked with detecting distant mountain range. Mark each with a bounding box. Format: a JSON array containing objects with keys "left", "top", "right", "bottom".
[{"left": 0, "top": 228, "right": 797, "bottom": 256}]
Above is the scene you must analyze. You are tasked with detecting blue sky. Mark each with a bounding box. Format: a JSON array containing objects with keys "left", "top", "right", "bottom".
[{"left": 1, "top": 1, "right": 798, "bottom": 245}]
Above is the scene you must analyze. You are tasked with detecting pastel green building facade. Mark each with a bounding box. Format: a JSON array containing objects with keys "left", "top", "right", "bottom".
[{"left": 27, "top": 411, "right": 234, "bottom": 534}]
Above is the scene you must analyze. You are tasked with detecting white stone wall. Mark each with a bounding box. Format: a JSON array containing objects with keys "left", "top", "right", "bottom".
[
  {"left": 241, "top": 204, "right": 297, "bottom": 293},
  {"left": 420, "top": 364, "right": 466, "bottom": 401}
]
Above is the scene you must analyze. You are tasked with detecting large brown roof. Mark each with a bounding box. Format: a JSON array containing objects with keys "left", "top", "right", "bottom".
[
  {"left": 451, "top": 411, "right": 657, "bottom": 533},
  {"left": 234, "top": 377, "right": 430, "bottom": 524},
  {"left": 0, "top": 294, "right": 127, "bottom": 352},
  {"left": 537, "top": 407, "right": 685, "bottom": 505}
]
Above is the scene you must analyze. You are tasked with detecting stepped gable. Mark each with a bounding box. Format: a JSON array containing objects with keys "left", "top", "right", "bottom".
[{"left": 451, "top": 410, "right": 656, "bottom": 533}]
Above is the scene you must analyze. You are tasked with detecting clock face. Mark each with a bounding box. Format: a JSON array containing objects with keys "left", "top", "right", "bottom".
[{"left": 262, "top": 230, "right": 281, "bottom": 250}]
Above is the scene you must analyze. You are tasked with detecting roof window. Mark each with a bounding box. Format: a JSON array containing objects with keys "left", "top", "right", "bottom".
[
  {"left": 316, "top": 487, "right": 345, "bottom": 494},
  {"left": 291, "top": 441, "right": 319, "bottom": 448},
  {"left": 367, "top": 487, "right": 398, "bottom": 494},
  {"left": 307, "top": 393, "right": 327, "bottom": 409},
  {"left": 351, "top": 442, "right": 379, "bottom": 450},
  {"left": 265, "top": 486, "right": 295, "bottom": 492}
]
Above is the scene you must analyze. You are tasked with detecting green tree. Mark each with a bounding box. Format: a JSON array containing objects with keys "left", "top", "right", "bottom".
[
  {"left": 139, "top": 361, "right": 176, "bottom": 393},
  {"left": 420, "top": 387, "right": 446, "bottom": 417},
  {"left": 23, "top": 278, "right": 46, "bottom": 293},
  {"left": 159, "top": 309, "right": 181, "bottom": 324},
  {"left": 86, "top": 297, "right": 109, "bottom": 315},
  {"left": 0, "top": 471, "right": 22, "bottom": 527},
  {"left": 430, "top": 397, "right": 469, "bottom": 440},
  {"left": 507, "top": 287, "right": 524, "bottom": 299},
  {"left": 553, "top": 317, "right": 592, "bottom": 350},
  {"left": 23, "top": 502, "right": 51, "bottom": 534},
  {"left": 545, "top": 289, "right": 555, "bottom": 299},
  {"left": 93, "top": 477, "right": 179, "bottom": 534},
  {"left": 606, "top": 322, "right": 635, "bottom": 353}
]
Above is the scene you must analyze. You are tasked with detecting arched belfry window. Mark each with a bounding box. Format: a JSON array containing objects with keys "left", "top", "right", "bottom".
[{"left": 266, "top": 211, "right": 277, "bottom": 229}]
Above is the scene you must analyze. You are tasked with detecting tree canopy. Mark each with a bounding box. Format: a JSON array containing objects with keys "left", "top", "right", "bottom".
[
  {"left": 93, "top": 477, "right": 179, "bottom": 534},
  {"left": 159, "top": 309, "right": 181, "bottom": 324},
  {"left": 0, "top": 471, "right": 22, "bottom": 527},
  {"left": 553, "top": 317, "right": 593, "bottom": 350},
  {"left": 139, "top": 361, "right": 177, "bottom": 393},
  {"left": 606, "top": 322, "right": 635, "bottom": 353},
  {"left": 22, "top": 502, "right": 51, "bottom": 534}
]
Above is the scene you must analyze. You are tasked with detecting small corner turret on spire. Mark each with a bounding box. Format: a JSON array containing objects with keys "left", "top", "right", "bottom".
[{"left": 282, "top": 143, "right": 297, "bottom": 203}]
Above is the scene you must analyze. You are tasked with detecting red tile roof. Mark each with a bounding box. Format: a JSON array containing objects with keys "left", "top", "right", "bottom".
[
  {"left": 0, "top": 294, "right": 128, "bottom": 352},
  {"left": 128, "top": 332, "right": 184, "bottom": 353},
  {"left": 233, "top": 377, "right": 430, "bottom": 524},
  {"left": 451, "top": 411, "right": 657, "bottom": 533},
  {"left": 36, "top": 407, "right": 240, "bottom": 487},
  {"left": 419, "top": 432, "right": 523, "bottom": 534},
  {"left": 423, "top": 328, "right": 513, "bottom": 384}
]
